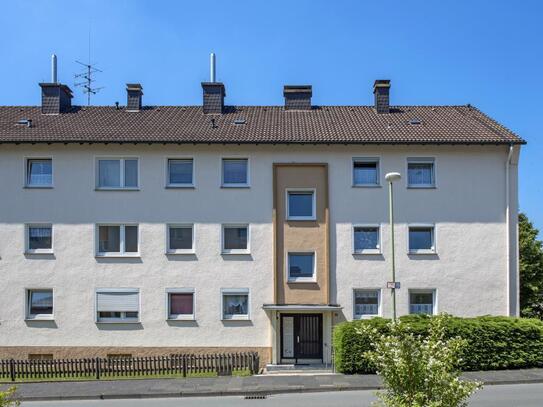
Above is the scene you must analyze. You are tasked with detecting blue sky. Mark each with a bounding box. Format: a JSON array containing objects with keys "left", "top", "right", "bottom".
[{"left": 1, "top": 0, "right": 542, "bottom": 234}]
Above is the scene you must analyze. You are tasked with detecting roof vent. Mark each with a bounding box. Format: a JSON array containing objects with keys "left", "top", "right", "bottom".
[
  {"left": 233, "top": 118, "right": 246, "bottom": 125},
  {"left": 16, "top": 119, "right": 32, "bottom": 128},
  {"left": 408, "top": 118, "right": 422, "bottom": 125},
  {"left": 283, "top": 85, "right": 312, "bottom": 110}
]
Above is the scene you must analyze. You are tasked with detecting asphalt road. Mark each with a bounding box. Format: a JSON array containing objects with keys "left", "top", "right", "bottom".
[{"left": 21, "top": 383, "right": 543, "bottom": 407}]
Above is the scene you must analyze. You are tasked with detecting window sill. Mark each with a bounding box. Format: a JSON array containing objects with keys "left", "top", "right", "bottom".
[
  {"left": 221, "top": 250, "right": 251, "bottom": 255},
  {"left": 95, "top": 253, "right": 141, "bottom": 258},
  {"left": 23, "top": 185, "right": 54, "bottom": 189},
  {"left": 25, "top": 316, "right": 54, "bottom": 321},
  {"left": 96, "top": 320, "right": 140, "bottom": 324},
  {"left": 165, "top": 185, "right": 195, "bottom": 189},
  {"left": 221, "top": 316, "right": 250, "bottom": 321},
  {"left": 287, "top": 217, "right": 317, "bottom": 222},
  {"left": 408, "top": 250, "right": 437, "bottom": 255},
  {"left": 352, "top": 184, "right": 382, "bottom": 188},
  {"left": 407, "top": 185, "right": 436, "bottom": 189},
  {"left": 353, "top": 250, "right": 381, "bottom": 255},
  {"left": 95, "top": 188, "right": 140, "bottom": 191},
  {"left": 25, "top": 251, "right": 54, "bottom": 255},
  {"left": 167, "top": 316, "right": 195, "bottom": 321},
  {"left": 287, "top": 279, "right": 317, "bottom": 283},
  {"left": 166, "top": 250, "right": 196, "bottom": 255},
  {"left": 221, "top": 184, "right": 250, "bottom": 189},
  {"left": 353, "top": 315, "right": 380, "bottom": 320}
]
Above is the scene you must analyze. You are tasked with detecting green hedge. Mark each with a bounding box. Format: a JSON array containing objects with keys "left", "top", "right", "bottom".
[{"left": 333, "top": 315, "right": 543, "bottom": 374}]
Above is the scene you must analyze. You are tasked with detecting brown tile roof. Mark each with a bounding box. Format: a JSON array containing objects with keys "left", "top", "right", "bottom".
[{"left": 0, "top": 105, "right": 525, "bottom": 145}]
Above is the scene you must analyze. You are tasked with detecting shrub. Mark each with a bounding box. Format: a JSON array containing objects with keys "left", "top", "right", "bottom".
[
  {"left": 0, "top": 387, "right": 19, "bottom": 407},
  {"left": 362, "top": 315, "right": 481, "bottom": 407},
  {"left": 333, "top": 315, "right": 543, "bottom": 374}
]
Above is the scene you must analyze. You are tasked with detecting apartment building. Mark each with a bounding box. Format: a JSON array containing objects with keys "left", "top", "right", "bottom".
[{"left": 0, "top": 70, "right": 524, "bottom": 365}]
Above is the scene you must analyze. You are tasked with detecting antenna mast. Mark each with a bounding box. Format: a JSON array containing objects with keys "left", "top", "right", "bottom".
[{"left": 74, "top": 26, "right": 103, "bottom": 106}]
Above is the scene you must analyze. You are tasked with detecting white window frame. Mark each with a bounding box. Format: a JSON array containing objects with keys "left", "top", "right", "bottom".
[
  {"left": 221, "top": 288, "right": 250, "bottom": 320},
  {"left": 406, "top": 157, "right": 436, "bottom": 188},
  {"left": 95, "top": 224, "right": 140, "bottom": 257},
  {"left": 286, "top": 251, "right": 317, "bottom": 283},
  {"left": 221, "top": 224, "right": 250, "bottom": 255},
  {"left": 221, "top": 157, "right": 250, "bottom": 188},
  {"left": 24, "top": 157, "right": 54, "bottom": 188},
  {"left": 166, "top": 288, "right": 195, "bottom": 320},
  {"left": 352, "top": 224, "right": 381, "bottom": 254},
  {"left": 408, "top": 289, "right": 437, "bottom": 315},
  {"left": 25, "top": 223, "right": 54, "bottom": 254},
  {"left": 286, "top": 188, "right": 316, "bottom": 221},
  {"left": 166, "top": 224, "right": 195, "bottom": 254},
  {"left": 408, "top": 223, "right": 436, "bottom": 254},
  {"left": 25, "top": 288, "right": 54, "bottom": 320},
  {"left": 352, "top": 157, "right": 381, "bottom": 187},
  {"left": 353, "top": 288, "right": 381, "bottom": 319},
  {"left": 165, "top": 157, "right": 195, "bottom": 188},
  {"left": 95, "top": 288, "right": 140, "bottom": 323},
  {"left": 95, "top": 157, "right": 140, "bottom": 190}
]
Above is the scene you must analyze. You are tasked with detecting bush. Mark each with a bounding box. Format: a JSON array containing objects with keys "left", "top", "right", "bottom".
[
  {"left": 333, "top": 315, "right": 543, "bottom": 374},
  {"left": 0, "top": 387, "right": 19, "bottom": 407}
]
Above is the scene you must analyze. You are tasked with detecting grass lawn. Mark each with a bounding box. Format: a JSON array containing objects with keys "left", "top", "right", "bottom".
[{"left": 0, "top": 368, "right": 251, "bottom": 383}]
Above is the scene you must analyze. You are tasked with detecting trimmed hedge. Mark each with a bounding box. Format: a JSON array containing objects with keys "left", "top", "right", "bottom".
[{"left": 333, "top": 315, "right": 543, "bottom": 374}]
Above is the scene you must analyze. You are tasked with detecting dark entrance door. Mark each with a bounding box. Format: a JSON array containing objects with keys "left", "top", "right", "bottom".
[{"left": 281, "top": 314, "right": 323, "bottom": 361}]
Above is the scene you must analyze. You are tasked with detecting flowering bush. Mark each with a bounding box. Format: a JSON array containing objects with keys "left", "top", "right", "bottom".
[
  {"left": 359, "top": 314, "right": 481, "bottom": 407},
  {"left": 0, "top": 387, "right": 19, "bottom": 407}
]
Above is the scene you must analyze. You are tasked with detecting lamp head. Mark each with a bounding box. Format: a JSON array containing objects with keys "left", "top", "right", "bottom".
[{"left": 385, "top": 172, "right": 401, "bottom": 182}]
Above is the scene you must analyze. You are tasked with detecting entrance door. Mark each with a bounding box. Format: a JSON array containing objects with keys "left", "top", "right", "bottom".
[{"left": 281, "top": 314, "right": 323, "bottom": 361}]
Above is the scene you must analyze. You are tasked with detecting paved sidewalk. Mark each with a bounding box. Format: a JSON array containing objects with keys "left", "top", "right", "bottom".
[{"left": 2, "top": 369, "right": 543, "bottom": 401}]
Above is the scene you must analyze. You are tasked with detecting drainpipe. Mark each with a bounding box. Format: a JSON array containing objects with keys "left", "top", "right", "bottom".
[{"left": 505, "top": 144, "right": 514, "bottom": 316}]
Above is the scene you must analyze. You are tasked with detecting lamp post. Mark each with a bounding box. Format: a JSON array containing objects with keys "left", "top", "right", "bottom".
[{"left": 385, "top": 172, "right": 401, "bottom": 322}]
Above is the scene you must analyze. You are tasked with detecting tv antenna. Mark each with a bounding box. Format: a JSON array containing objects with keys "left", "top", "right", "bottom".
[
  {"left": 74, "top": 60, "right": 103, "bottom": 106},
  {"left": 74, "top": 25, "right": 103, "bottom": 105}
]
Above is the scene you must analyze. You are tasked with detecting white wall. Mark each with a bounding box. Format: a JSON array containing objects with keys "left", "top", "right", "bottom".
[{"left": 0, "top": 143, "right": 514, "bottom": 348}]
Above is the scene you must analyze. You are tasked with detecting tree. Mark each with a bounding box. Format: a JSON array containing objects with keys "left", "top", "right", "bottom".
[
  {"left": 519, "top": 213, "right": 543, "bottom": 319},
  {"left": 359, "top": 315, "right": 481, "bottom": 407}
]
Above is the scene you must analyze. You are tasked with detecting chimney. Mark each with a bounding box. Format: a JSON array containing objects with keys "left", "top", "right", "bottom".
[
  {"left": 39, "top": 54, "right": 73, "bottom": 114},
  {"left": 283, "top": 85, "right": 312, "bottom": 110},
  {"left": 201, "top": 53, "right": 226, "bottom": 114},
  {"left": 126, "top": 83, "right": 143, "bottom": 111},
  {"left": 373, "top": 80, "right": 390, "bottom": 114}
]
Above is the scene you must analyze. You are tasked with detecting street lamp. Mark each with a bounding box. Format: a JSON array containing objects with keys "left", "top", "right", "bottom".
[{"left": 385, "top": 172, "right": 401, "bottom": 322}]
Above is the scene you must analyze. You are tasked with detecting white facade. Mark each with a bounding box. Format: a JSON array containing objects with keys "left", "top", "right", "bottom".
[{"left": 0, "top": 143, "right": 519, "bottom": 357}]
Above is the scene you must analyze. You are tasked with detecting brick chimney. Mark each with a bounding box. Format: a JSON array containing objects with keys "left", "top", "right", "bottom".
[
  {"left": 201, "top": 82, "right": 226, "bottom": 114},
  {"left": 39, "top": 83, "right": 73, "bottom": 114},
  {"left": 283, "top": 85, "right": 312, "bottom": 110},
  {"left": 126, "top": 83, "right": 143, "bottom": 111},
  {"left": 373, "top": 80, "right": 390, "bottom": 114}
]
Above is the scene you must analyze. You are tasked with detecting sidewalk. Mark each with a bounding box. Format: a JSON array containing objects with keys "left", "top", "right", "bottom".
[{"left": 3, "top": 369, "right": 543, "bottom": 401}]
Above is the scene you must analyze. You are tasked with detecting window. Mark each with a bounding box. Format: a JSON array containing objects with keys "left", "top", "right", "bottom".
[
  {"left": 354, "top": 289, "right": 380, "bottom": 318},
  {"left": 407, "top": 158, "right": 435, "bottom": 187},
  {"left": 25, "top": 224, "right": 53, "bottom": 254},
  {"left": 222, "top": 224, "right": 249, "bottom": 254},
  {"left": 408, "top": 225, "right": 435, "bottom": 254},
  {"left": 287, "top": 252, "right": 316, "bottom": 282},
  {"left": 222, "top": 158, "right": 249, "bottom": 187},
  {"left": 222, "top": 289, "right": 249, "bottom": 320},
  {"left": 353, "top": 158, "right": 379, "bottom": 186},
  {"left": 167, "top": 159, "right": 194, "bottom": 187},
  {"left": 97, "top": 158, "right": 138, "bottom": 189},
  {"left": 166, "top": 224, "right": 194, "bottom": 254},
  {"left": 26, "top": 159, "right": 52, "bottom": 187},
  {"left": 167, "top": 289, "right": 195, "bottom": 320},
  {"left": 409, "top": 290, "right": 436, "bottom": 315},
  {"left": 96, "top": 289, "right": 140, "bottom": 323},
  {"left": 26, "top": 289, "right": 53, "bottom": 320},
  {"left": 286, "top": 189, "right": 316, "bottom": 220},
  {"left": 97, "top": 225, "right": 139, "bottom": 256},
  {"left": 353, "top": 225, "right": 380, "bottom": 254}
]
